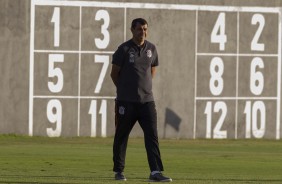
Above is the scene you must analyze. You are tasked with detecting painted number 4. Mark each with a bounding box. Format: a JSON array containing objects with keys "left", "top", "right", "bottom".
[{"left": 211, "top": 13, "right": 227, "bottom": 51}]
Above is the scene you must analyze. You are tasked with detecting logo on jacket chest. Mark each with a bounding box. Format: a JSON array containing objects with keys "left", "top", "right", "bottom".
[
  {"left": 146, "top": 50, "right": 152, "bottom": 58},
  {"left": 128, "top": 49, "right": 152, "bottom": 63},
  {"left": 129, "top": 51, "right": 135, "bottom": 63}
]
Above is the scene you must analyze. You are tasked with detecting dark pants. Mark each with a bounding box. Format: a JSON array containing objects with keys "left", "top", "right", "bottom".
[{"left": 113, "top": 101, "right": 164, "bottom": 172}]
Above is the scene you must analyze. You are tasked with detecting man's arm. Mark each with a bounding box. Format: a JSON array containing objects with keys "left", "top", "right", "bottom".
[
  {"left": 151, "top": 66, "right": 157, "bottom": 78},
  {"left": 111, "top": 64, "right": 121, "bottom": 87}
]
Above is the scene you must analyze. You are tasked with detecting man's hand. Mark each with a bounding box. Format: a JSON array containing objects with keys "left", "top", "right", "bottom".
[{"left": 111, "top": 64, "right": 121, "bottom": 87}]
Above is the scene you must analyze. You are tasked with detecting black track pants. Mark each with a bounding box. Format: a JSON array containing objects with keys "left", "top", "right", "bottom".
[{"left": 113, "top": 101, "right": 164, "bottom": 172}]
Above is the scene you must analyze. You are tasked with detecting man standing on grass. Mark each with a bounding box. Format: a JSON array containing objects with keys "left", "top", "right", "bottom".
[{"left": 110, "top": 18, "right": 172, "bottom": 182}]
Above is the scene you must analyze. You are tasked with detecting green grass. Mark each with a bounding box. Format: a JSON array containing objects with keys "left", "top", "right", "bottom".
[{"left": 0, "top": 135, "right": 282, "bottom": 183}]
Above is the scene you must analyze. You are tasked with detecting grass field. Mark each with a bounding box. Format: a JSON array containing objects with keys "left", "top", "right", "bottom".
[{"left": 0, "top": 135, "right": 282, "bottom": 184}]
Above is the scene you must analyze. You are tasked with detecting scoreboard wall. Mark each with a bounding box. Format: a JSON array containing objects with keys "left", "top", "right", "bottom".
[{"left": 29, "top": 0, "right": 282, "bottom": 139}]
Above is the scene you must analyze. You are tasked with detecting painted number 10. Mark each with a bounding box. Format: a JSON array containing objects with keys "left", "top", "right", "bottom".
[{"left": 244, "top": 101, "right": 266, "bottom": 138}]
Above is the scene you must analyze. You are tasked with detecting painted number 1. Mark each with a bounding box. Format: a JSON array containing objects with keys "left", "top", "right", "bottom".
[{"left": 51, "top": 7, "right": 60, "bottom": 47}]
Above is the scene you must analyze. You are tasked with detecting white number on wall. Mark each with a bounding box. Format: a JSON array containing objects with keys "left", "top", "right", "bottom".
[
  {"left": 94, "top": 55, "right": 109, "bottom": 93},
  {"left": 89, "top": 100, "right": 107, "bottom": 137},
  {"left": 211, "top": 12, "right": 227, "bottom": 51},
  {"left": 204, "top": 101, "right": 227, "bottom": 139},
  {"left": 250, "top": 57, "right": 264, "bottom": 95},
  {"left": 51, "top": 7, "right": 60, "bottom": 47},
  {"left": 209, "top": 57, "right": 224, "bottom": 96},
  {"left": 251, "top": 14, "right": 265, "bottom": 51},
  {"left": 46, "top": 99, "right": 62, "bottom": 137},
  {"left": 244, "top": 101, "right": 266, "bottom": 138},
  {"left": 48, "top": 54, "right": 64, "bottom": 93},
  {"left": 95, "top": 10, "right": 110, "bottom": 49}
]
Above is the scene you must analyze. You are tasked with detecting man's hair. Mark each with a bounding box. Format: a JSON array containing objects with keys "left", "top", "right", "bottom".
[{"left": 131, "top": 18, "right": 148, "bottom": 29}]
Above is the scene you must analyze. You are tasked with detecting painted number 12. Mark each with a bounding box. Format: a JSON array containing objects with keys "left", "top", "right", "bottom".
[{"left": 204, "top": 101, "right": 227, "bottom": 139}]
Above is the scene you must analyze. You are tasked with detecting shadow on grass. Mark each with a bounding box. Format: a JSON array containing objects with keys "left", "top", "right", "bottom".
[
  {"left": 1, "top": 176, "right": 282, "bottom": 184},
  {"left": 0, "top": 175, "right": 113, "bottom": 184}
]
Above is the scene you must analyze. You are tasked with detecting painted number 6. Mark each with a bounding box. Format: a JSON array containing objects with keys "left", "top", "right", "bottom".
[{"left": 250, "top": 57, "right": 264, "bottom": 95}]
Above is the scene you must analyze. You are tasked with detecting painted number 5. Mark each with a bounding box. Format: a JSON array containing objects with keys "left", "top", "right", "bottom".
[{"left": 48, "top": 54, "right": 64, "bottom": 93}]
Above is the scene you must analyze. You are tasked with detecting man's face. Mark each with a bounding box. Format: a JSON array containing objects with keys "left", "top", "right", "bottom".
[{"left": 131, "top": 23, "right": 148, "bottom": 43}]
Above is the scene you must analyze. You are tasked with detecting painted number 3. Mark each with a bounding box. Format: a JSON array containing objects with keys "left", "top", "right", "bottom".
[{"left": 95, "top": 10, "right": 110, "bottom": 49}]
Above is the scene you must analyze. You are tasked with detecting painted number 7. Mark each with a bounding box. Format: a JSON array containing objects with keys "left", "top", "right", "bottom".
[{"left": 94, "top": 55, "right": 109, "bottom": 93}]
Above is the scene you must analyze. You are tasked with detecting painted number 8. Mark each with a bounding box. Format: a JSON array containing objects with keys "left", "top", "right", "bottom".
[{"left": 209, "top": 57, "right": 224, "bottom": 96}]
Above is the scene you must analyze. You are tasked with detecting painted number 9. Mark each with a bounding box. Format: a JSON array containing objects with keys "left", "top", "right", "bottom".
[{"left": 47, "top": 99, "right": 62, "bottom": 137}]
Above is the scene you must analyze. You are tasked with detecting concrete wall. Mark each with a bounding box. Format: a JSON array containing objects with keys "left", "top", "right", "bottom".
[{"left": 1, "top": 0, "right": 282, "bottom": 139}]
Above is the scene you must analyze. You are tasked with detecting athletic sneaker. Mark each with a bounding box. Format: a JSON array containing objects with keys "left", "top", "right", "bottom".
[
  {"left": 115, "top": 172, "right": 127, "bottom": 181},
  {"left": 149, "top": 173, "right": 172, "bottom": 182}
]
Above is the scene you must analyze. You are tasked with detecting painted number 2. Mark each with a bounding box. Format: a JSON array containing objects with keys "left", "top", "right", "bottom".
[{"left": 251, "top": 14, "right": 265, "bottom": 51}]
